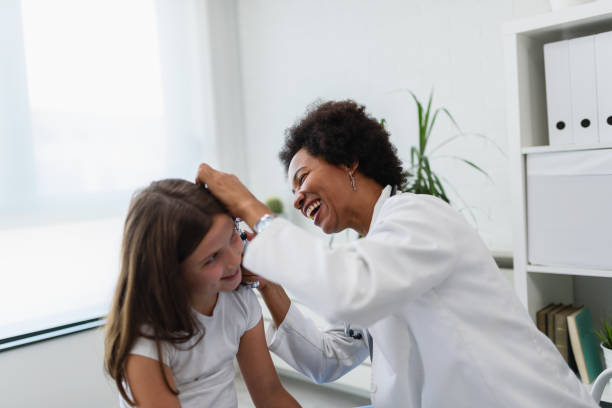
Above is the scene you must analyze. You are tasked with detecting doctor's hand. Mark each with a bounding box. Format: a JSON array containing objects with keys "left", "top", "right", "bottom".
[
  {"left": 196, "top": 163, "right": 271, "bottom": 229},
  {"left": 240, "top": 230, "right": 270, "bottom": 289},
  {"left": 241, "top": 267, "right": 270, "bottom": 291}
]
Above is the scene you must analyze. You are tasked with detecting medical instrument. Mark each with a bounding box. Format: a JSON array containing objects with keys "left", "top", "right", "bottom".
[{"left": 234, "top": 217, "right": 260, "bottom": 289}]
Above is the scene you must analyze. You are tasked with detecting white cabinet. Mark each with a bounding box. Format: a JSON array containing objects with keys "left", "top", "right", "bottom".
[{"left": 504, "top": 2, "right": 612, "bottom": 401}]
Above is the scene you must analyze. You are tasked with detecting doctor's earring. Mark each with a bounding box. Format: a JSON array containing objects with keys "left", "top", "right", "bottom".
[{"left": 348, "top": 170, "right": 356, "bottom": 191}]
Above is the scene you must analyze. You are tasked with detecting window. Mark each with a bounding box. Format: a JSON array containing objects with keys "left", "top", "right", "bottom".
[{"left": 0, "top": 0, "right": 216, "bottom": 347}]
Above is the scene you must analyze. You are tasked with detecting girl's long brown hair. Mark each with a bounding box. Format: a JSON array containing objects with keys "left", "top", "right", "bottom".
[{"left": 104, "top": 179, "right": 228, "bottom": 405}]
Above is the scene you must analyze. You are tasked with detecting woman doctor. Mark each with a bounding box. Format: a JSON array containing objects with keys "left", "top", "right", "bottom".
[{"left": 196, "top": 100, "right": 598, "bottom": 408}]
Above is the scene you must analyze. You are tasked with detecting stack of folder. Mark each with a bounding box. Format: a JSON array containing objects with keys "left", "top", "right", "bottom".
[
  {"left": 536, "top": 304, "right": 604, "bottom": 383},
  {"left": 544, "top": 31, "right": 612, "bottom": 145}
]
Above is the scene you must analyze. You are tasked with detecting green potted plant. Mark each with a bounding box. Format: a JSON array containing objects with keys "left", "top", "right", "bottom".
[
  {"left": 595, "top": 317, "right": 612, "bottom": 371},
  {"left": 398, "top": 90, "right": 492, "bottom": 203},
  {"left": 383, "top": 90, "right": 502, "bottom": 223}
]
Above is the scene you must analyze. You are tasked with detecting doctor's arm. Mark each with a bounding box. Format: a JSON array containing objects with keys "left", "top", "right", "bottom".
[
  {"left": 244, "top": 198, "right": 457, "bottom": 328},
  {"left": 256, "top": 280, "right": 369, "bottom": 383}
]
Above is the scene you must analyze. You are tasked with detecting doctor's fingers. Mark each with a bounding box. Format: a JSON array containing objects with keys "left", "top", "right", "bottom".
[
  {"left": 196, "top": 163, "right": 255, "bottom": 216},
  {"left": 241, "top": 266, "right": 269, "bottom": 289},
  {"left": 243, "top": 230, "right": 256, "bottom": 241}
]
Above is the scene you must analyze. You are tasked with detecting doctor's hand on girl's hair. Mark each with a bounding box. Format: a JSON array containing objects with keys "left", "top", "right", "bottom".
[{"left": 196, "top": 163, "right": 269, "bottom": 226}]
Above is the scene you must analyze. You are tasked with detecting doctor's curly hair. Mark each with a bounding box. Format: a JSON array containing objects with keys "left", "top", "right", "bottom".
[{"left": 279, "top": 100, "right": 406, "bottom": 188}]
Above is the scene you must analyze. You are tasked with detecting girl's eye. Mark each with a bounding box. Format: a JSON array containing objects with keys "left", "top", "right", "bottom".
[
  {"left": 204, "top": 253, "right": 217, "bottom": 265},
  {"left": 298, "top": 172, "right": 307, "bottom": 185}
]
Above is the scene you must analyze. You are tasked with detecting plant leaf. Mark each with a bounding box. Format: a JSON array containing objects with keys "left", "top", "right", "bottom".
[
  {"left": 425, "top": 108, "right": 441, "bottom": 147},
  {"left": 440, "top": 107, "right": 462, "bottom": 134},
  {"left": 423, "top": 89, "right": 434, "bottom": 141},
  {"left": 432, "top": 173, "right": 450, "bottom": 203},
  {"left": 408, "top": 91, "right": 427, "bottom": 153},
  {"left": 408, "top": 90, "right": 424, "bottom": 132}
]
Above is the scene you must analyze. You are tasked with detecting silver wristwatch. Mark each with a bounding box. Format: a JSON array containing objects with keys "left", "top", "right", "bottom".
[{"left": 253, "top": 213, "right": 277, "bottom": 234}]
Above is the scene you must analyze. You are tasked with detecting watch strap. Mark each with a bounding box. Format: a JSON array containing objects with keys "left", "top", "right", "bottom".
[{"left": 253, "top": 213, "right": 277, "bottom": 234}]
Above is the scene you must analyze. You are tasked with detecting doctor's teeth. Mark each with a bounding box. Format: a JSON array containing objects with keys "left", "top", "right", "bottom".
[{"left": 306, "top": 200, "right": 321, "bottom": 218}]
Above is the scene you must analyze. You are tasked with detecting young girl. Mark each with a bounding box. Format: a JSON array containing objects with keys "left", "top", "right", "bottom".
[{"left": 104, "top": 179, "right": 300, "bottom": 407}]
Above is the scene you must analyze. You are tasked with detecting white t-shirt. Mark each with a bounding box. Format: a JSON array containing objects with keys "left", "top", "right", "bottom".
[{"left": 119, "top": 286, "right": 262, "bottom": 408}]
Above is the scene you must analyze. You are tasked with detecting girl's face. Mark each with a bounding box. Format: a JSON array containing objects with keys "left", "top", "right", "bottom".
[{"left": 180, "top": 214, "right": 243, "bottom": 299}]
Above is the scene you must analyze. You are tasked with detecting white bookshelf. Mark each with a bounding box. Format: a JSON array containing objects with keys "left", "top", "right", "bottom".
[
  {"left": 521, "top": 141, "right": 612, "bottom": 154},
  {"left": 503, "top": 2, "right": 612, "bottom": 403}
]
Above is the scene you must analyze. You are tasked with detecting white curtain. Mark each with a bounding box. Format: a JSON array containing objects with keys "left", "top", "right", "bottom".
[{"left": 0, "top": 0, "right": 225, "bottom": 342}]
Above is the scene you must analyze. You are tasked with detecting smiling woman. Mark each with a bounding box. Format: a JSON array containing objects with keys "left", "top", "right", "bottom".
[{"left": 196, "top": 99, "right": 600, "bottom": 408}]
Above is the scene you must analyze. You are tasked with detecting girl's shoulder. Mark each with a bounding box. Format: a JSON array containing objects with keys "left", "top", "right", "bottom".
[
  {"left": 220, "top": 286, "right": 262, "bottom": 330},
  {"left": 129, "top": 325, "right": 177, "bottom": 366},
  {"left": 222, "top": 285, "right": 261, "bottom": 315}
]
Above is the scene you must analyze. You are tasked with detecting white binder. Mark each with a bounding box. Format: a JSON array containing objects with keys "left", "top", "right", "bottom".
[
  {"left": 569, "top": 35, "right": 599, "bottom": 144},
  {"left": 595, "top": 31, "right": 612, "bottom": 143},
  {"left": 544, "top": 40, "right": 573, "bottom": 145}
]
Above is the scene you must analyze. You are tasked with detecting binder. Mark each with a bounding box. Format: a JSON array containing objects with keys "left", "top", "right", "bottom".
[
  {"left": 595, "top": 31, "right": 612, "bottom": 143},
  {"left": 544, "top": 40, "right": 574, "bottom": 145},
  {"left": 569, "top": 35, "right": 599, "bottom": 144}
]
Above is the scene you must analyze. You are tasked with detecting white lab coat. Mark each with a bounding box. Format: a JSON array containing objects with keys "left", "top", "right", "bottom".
[
  {"left": 265, "top": 302, "right": 370, "bottom": 383},
  {"left": 244, "top": 186, "right": 598, "bottom": 408}
]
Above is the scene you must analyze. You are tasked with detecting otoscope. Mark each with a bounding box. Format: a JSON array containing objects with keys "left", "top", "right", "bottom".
[{"left": 235, "top": 218, "right": 260, "bottom": 289}]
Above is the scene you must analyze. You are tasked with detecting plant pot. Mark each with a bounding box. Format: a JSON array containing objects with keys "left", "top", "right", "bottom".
[
  {"left": 549, "top": 0, "right": 595, "bottom": 11},
  {"left": 603, "top": 344, "right": 612, "bottom": 386},
  {"left": 603, "top": 343, "right": 612, "bottom": 369}
]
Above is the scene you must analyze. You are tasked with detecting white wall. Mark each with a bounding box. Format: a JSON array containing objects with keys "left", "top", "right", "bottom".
[
  {"left": 236, "top": 0, "right": 551, "bottom": 250},
  {"left": 0, "top": 328, "right": 117, "bottom": 408}
]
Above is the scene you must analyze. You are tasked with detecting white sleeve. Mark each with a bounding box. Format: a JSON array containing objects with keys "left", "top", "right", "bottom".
[
  {"left": 242, "top": 286, "right": 263, "bottom": 331},
  {"left": 129, "top": 335, "right": 174, "bottom": 367},
  {"left": 266, "top": 302, "right": 369, "bottom": 383},
  {"left": 243, "top": 196, "right": 457, "bottom": 327}
]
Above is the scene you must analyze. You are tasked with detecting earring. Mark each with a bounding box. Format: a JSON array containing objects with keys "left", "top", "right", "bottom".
[{"left": 349, "top": 170, "right": 356, "bottom": 191}]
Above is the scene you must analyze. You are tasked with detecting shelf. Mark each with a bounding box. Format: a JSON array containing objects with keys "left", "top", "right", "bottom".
[
  {"left": 522, "top": 142, "right": 612, "bottom": 155},
  {"left": 503, "top": 2, "right": 612, "bottom": 38},
  {"left": 527, "top": 264, "right": 612, "bottom": 278}
]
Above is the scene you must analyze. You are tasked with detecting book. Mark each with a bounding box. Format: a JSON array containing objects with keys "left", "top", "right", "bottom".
[
  {"left": 536, "top": 303, "right": 559, "bottom": 334},
  {"left": 547, "top": 304, "right": 570, "bottom": 341},
  {"left": 554, "top": 305, "right": 583, "bottom": 370},
  {"left": 567, "top": 307, "right": 604, "bottom": 384}
]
